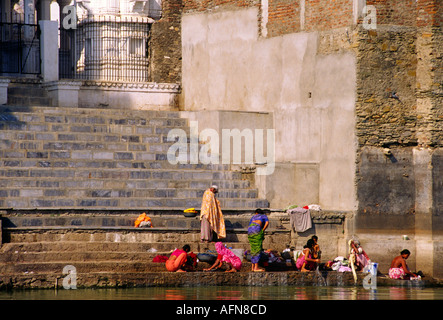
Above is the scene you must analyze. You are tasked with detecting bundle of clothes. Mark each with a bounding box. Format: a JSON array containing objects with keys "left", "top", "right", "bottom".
[
  {"left": 134, "top": 212, "right": 153, "bottom": 228},
  {"left": 325, "top": 257, "right": 352, "bottom": 272}
]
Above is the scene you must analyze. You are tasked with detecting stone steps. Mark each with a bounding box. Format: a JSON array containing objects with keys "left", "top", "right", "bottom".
[
  {"left": 0, "top": 240, "right": 256, "bottom": 256},
  {"left": 0, "top": 250, "right": 157, "bottom": 264},
  {"left": 0, "top": 105, "right": 269, "bottom": 210},
  {"left": 0, "top": 243, "right": 284, "bottom": 276},
  {"left": 1, "top": 213, "right": 287, "bottom": 230},
  {"left": 0, "top": 259, "right": 277, "bottom": 277},
  {"left": 0, "top": 212, "right": 292, "bottom": 277},
  {"left": 1, "top": 198, "right": 267, "bottom": 210},
  {"left": 0, "top": 238, "right": 289, "bottom": 276},
  {"left": 1, "top": 271, "right": 377, "bottom": 290},
  {"left": 3, "top": 227, "right": 288, "bottom": 246},
  {"left": 0, "top": 241, "right": 255, "bottom": 264},
  {"left": 0, "top": 261, "right": 172, "bottom": 275}
]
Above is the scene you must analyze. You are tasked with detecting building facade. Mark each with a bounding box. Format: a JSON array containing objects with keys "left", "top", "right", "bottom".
[{"left": 0, "top": 0, "right": 180, "bottom": 109}]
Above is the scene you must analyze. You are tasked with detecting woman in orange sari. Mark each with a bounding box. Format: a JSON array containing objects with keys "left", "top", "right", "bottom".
[{"left": 166, "top": 245, "right": 191, "bottom": 272}]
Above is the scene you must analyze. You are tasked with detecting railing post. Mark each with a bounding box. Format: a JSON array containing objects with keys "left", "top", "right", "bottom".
[
  {"left": 39, "top": 20, "right": 59, "bottom": 83},
  {"left": 0, "top": 78, "right": 10, "bottom": 104}
]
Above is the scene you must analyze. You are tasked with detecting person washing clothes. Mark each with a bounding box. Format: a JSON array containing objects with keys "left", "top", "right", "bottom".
[
  {"left": 311, "top": 235, "right": 321, "bottom": 260},
  {"left": 203, "top": 242, "right": 242, "bottom": 272},
  {"left": 349, "top": 240, "right": 370, "bottom": 271},
  {"left": 389, "top": 249, "right": 420, "bottom": 280},
  {"left": 165, "top": 244, "right": 192, "bottom": 272},
  {"left": 296, "top": 239, "right": 320, "bottom": 272}
]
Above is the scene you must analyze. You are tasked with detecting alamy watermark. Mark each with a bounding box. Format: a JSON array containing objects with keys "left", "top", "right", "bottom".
[
  {"left": 62, "top": 265, "right": 77, "bottom": 289},
  {"left": 167, "top": 121, "right": 275, "bottom": 176},
  {"left": 362, "top": 5, "right": 377, "bottom": 30},
  {"left": 60, "top": 5, "right": 377, "bottom": 30},
  {"left": 362, "top": 262, "right": 378, "bottom": 290},
  {"left": 62, "top": 6, "right": 77, "bottom": 30}
]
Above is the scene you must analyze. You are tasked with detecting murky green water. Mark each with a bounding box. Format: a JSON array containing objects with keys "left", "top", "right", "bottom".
[{"left": 0, "top": 286, "right": 441, "bottom": 300}]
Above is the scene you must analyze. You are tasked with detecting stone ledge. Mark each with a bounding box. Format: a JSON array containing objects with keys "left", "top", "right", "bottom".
[
  {"left": 1, "top": 271, "right": 439, "bottom": 290},
  {"left": 81, "top": 81, "right": 181, "bottom": 93},
  {"left": 3, "top": 226, "right": 289, "bottom": 233}
]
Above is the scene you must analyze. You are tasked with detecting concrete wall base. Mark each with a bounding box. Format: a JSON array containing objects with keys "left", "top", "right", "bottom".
[{"left": 78, "top": 82, "right": 181, "bottom": 110}]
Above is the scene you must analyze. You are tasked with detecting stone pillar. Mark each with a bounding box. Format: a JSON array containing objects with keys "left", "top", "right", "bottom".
[
  {"left": 413, "top": 147, "right": 435, "bottom": 276},
  {"left": 43, "top": 80, "right": 81, "bottom": 107},
  {"left": 39, "top": 20, "right": 59, "bottom": 82},
  {"left": 24, "top": 0, "right": 36, "bottom": 24},
  {"left": 1, "top": 0, "right": 12, "bottom": 22},
  {"left": 413, "top": 0, "right": 442, "bottom": 278},
  {"left": 0, "top": 78, "right": 11, "bottom": 105},
  {"left": 37, "top": 0, "right": 52, "bottom": 21}
]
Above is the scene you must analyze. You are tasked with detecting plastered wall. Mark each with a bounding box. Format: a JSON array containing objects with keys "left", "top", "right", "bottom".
[{"left": 180, "top": 7, "right": 357, "bottom": 211}]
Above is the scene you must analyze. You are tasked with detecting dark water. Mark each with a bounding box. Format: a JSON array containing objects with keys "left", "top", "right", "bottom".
[{"left": 0, "top": 286, "right": 441, "bottom": 300}]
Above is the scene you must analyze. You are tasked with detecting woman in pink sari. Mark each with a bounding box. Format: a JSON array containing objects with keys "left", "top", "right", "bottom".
[
  {"left": 296, "top": 239, "right": 320, "bottom": 272},
  {"left": 203, "top": 242, "right": 242, "bottom": 272}
]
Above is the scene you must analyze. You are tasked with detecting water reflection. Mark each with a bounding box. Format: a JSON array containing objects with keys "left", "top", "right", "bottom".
[{"left": 0, "top": 286, "right": 441, "bottom": 300}]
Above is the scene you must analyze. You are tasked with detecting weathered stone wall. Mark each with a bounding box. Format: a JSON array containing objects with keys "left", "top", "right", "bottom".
[
  {"left": 149, "top": 0, "right": 182, "bottom": 83},
  {"left": 356, "top": 147, "right": 416, "bottom": 217},
  {"left": 355, "top": 0, "right": 442, "bottom": 157},
  {"left": 265, "top": 0, "right": 301, "bottom": 37},
  {"left": 303, "top": 0, "right": 354, "bottom": 31},
  {"left": 183, "top": 0, "right": 258, "bottom": 13},
  {"left": 262, "top": 0, "right": 355, "bottom": 37},
  {"left": 356, "top": 26, "right": 418, "bottom": 148},
  {"left": 366, "top": 0, "right": 417, "bottom": 27},
  {"left": 353, "top": 0, "right": 442, "bottom": 278}
]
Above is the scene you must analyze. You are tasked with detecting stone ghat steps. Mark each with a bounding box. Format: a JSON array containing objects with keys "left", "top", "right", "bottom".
[
  {"left": 0, "top": 104, "right": 185, "bottom": 120},
  {"left": 0, "top": 246, "right": 292, "bottom": 275},
  {"left": 0, "top": 106, "right": 190, "bottom": 163},
  {"left": 0, "top": 249, "right": 160, "bottom": 264},
  {"left": 1, "top": 260, "right": 241, "bottom": 275},
  {"left": 0, "top": 260, "right": 296, "bottom": 277},
  {"left": 0, "top": 240, "right": 291, "bottom": 276},
  {"left": 0, "top": 246, "right": 241, "bottom": 264},
  {"left": 3, "top": 229, "right": 289, "bottom": 251},
  {"left": 1, "top": 214, "right": 291, "bottom": 246},
  {"left": 0, "top": 198, "right": 267, "bottom": 211},
  {"left": 0, "top": 241, "right": 258, "bottom": 259},
  {"left": 0, "top": 213, "right": 292, "bottom": 277},
  {"left": 0, "top": 105, "right": 269, "bottom": 210},
  {"left": 1, "top": 213, "right": 287, "bottom": 230},
  {"left": 3, "top": 271, "right": 434, "bottom": 290}
]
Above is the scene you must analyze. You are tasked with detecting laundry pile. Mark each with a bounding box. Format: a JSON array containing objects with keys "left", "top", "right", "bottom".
[{"left": 329, "top": 256, "right": 352, "bottom": 272}]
